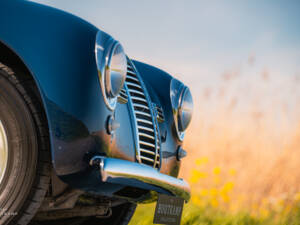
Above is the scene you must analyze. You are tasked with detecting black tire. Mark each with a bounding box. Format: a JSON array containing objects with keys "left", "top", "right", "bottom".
[{"left": 0, "top": 63, "right": 51, "bottom": 225}]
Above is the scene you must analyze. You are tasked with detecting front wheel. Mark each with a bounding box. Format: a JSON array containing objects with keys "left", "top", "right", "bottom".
[{"left": 0, "top": 63, "right": 51, "bottom": 225}]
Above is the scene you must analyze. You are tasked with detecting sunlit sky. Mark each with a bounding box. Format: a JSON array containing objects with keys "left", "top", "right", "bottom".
[
  {"left": 28, "top": 0, "right": 300, "bottom": 150},
  {"left": 31, "top": 0, "right": 300, "bottom": 82},
  {"left": 31, "top": 0, "right": 300, "bottom": 125}
]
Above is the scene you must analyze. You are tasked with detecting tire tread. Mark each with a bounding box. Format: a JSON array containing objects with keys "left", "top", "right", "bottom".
[{"left": 0, "top": 63, "right": 51, "bottom": 225}]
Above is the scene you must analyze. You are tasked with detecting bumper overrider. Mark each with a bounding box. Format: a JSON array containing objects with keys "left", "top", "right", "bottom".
[{"left": 90, "top": 156, "right": 191, "bottom": 202}]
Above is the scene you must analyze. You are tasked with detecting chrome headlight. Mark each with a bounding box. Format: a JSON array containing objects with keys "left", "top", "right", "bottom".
[
  {"left": 95, "top": 31, "right": 127, "bottom": 110},
  {"left": 170, "top": 79, "right": 194, "bottom": 141}
]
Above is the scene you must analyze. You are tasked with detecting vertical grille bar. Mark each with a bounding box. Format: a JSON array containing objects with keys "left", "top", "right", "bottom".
[{"left": 125, "top": 60, "right": 161, "bottom": 169}]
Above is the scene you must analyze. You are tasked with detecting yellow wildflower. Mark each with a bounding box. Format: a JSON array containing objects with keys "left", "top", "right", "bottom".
[
  {"left": 221, "top": 193, "right": 230, "bottom": 203},
  {"left": 209, "top": 188, "right": 218, "bottom": 197},
  {"left": 195, "top": 157, "right": 209, "bottom": 166},
  {"left": 210, "top": 198, "right": 219, "bottom": 208},
  {"left": 191, "top": 195, "right": 202, "bottom": 206},
  {"left": 190, "top": 170, "right": 207, "bottom": 183},
  {"left": 213, "top": 167, "right": 221, "bottom": 175},
  {"left": 222, "top": 181, "right": 234, "bottom": 193},
  {"left": 199, "top": 189, "right": 208, "bottom": 196}
]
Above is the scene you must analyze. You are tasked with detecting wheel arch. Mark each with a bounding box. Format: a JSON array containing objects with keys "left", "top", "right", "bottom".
[
  {"left": 0, "top": 41, "right": 32, "bottom": 77},
  {"left": 0, "top": 38, "right": 53, "bottom": 157}
]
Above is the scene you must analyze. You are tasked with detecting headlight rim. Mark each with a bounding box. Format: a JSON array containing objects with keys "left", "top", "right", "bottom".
[
  {"left": 170, "top": 78, "right": 193, "bottom": 141},
  {"left": 95, "top": 31, "right": 127, "bottom": 111},
  {"left": 105, "top": 42, "right": 127, "bottom": 99},
  {"left": 177, "top": 86, "right": 193, "bottom": 132}
]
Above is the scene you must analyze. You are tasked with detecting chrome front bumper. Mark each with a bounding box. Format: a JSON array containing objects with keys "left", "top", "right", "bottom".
[{"left": 90, "top": 157, "right": 191, "bottom": 202}]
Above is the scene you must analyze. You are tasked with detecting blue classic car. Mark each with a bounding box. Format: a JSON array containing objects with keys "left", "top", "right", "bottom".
[{"left": 0, "top": 1, "right": 193, "bottom": 224}]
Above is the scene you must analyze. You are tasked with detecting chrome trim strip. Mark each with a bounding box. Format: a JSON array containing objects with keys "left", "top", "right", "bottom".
[
  {"left": 126, "top": 82, "right": 142, "bottom": 89},
  {"left": 140, "top": 152, "right": 160, "bottom": 160},
  {"left": 135, "top": 111, "right": 152, "bottom": 118},
  {"left": 156, "top": 105, "right": 165, "bottom": 123},
  {"left": 117, "top": 87, "right": 128, "bottom": 104},
  {"left": 127, "top": 64, "right": 133, "bottom": 70},
  {"left": 140, "top": 156, "right": 155, "bottom": 162},
  {"left": 133, "top": 103, "right": 150, "bottom": 110},
  {"left": 139, "top": 133, "right": 155, "bottom": 140},
  {"left": 129, "top": 89, "right": 146, "bottom": 97},
  {"left": 138, "top": 126, "right": 154, "bottom": 133},
  {"left": 127, "top": 71, "right": 137, "bottom": 76},
  {"left": 126, "top": 73, "right": 139, "bottom": 79},
  {"left": 140, "top": 149, "right": 156, "bottom": 155},
  {"left": 136, "top": 118, "right": 153, "bottom": 125},
  {"left": 139, "top": 141, "right": 156, "bottom": 148},
  {"left": 124, "top": 83, "right": 142, "bottom": 164},
  {"left": 94, "top": 157, "right": 191, "bottom": 202},
  {"left": 132, "top": 98, "right": 148, "bottom": 104},
  {"left": 126, "top": 76, "right": 140, "bottom": 82}
]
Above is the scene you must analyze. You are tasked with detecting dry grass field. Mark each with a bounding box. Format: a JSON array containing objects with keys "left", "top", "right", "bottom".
[{"left": 130, "top": 64, "right": 300, "bottom": 224}]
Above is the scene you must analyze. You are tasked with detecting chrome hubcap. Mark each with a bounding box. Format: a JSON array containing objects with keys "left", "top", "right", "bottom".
[{"left": 0, "top": 120, "right": 8, "bottom": 184}]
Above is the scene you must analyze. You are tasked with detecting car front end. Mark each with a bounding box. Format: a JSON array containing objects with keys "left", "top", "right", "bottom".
[
  {"left": 85, "top": 31, "right": 193, "bottom": 201},
  {"left": 0, "top": 1, "right": 193, "bottom": 224},
  {"left": 81, "top": 29, "right": 193, "bottom": 203}
]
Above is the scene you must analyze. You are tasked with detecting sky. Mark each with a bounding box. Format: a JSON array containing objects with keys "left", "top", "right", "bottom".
[
  {"left": 30, "top": 0, "right": 300, "bottom": 82},
  {"left": 30, "top": 0, "right": 300, "bottom": 129}
]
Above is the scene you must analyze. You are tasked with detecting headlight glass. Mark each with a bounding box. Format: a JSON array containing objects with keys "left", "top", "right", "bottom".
[
  {"left": 95, "top": 31, "right": 127, "bottom": 110},
  {"left": 170, "top": 79, "right": 194, "bottom": 141},
  {"left": 106, "top": 43, "right": 127, "bottom": 98},
  {"left": 178, "top": 87, "right": 193, "bottom": 132}
]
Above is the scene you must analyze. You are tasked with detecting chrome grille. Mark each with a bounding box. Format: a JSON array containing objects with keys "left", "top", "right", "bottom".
[
  {"left": 117, "top": 88, "right": 128, "bottom": 104},
  {"left": 155, "top": 105, "right": 165, "bottom": 123},
  {"left": 125, "top": 61, "right": 161, "bottom": 169}
]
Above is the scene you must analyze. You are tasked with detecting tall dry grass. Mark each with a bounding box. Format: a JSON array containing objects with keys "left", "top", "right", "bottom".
[
  {"left": 180, "top": 64, "right": 300, "bottom": 211},
  {"left": 130, "top": 61, "right": 300, "bottom": 224}
]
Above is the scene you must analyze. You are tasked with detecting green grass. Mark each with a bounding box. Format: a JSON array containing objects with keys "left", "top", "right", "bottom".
[{"left": 129, "top": 202, "right": 300, "bottom": 225}]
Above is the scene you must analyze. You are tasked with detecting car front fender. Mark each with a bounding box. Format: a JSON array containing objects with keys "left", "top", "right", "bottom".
[{"left": 0, "top": 1, "right": 114, "bottom": 177}]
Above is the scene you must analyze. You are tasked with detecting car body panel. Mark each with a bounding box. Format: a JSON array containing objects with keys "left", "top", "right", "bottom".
[
  {"left": 133, "top": 61, "right": 182, "bottom": 178},
  {"left": 0, "top": 0, "right": 190, "bottom": 202},
  {"left": 0, "top": 0, "right": 114, "bottom": 176}
]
